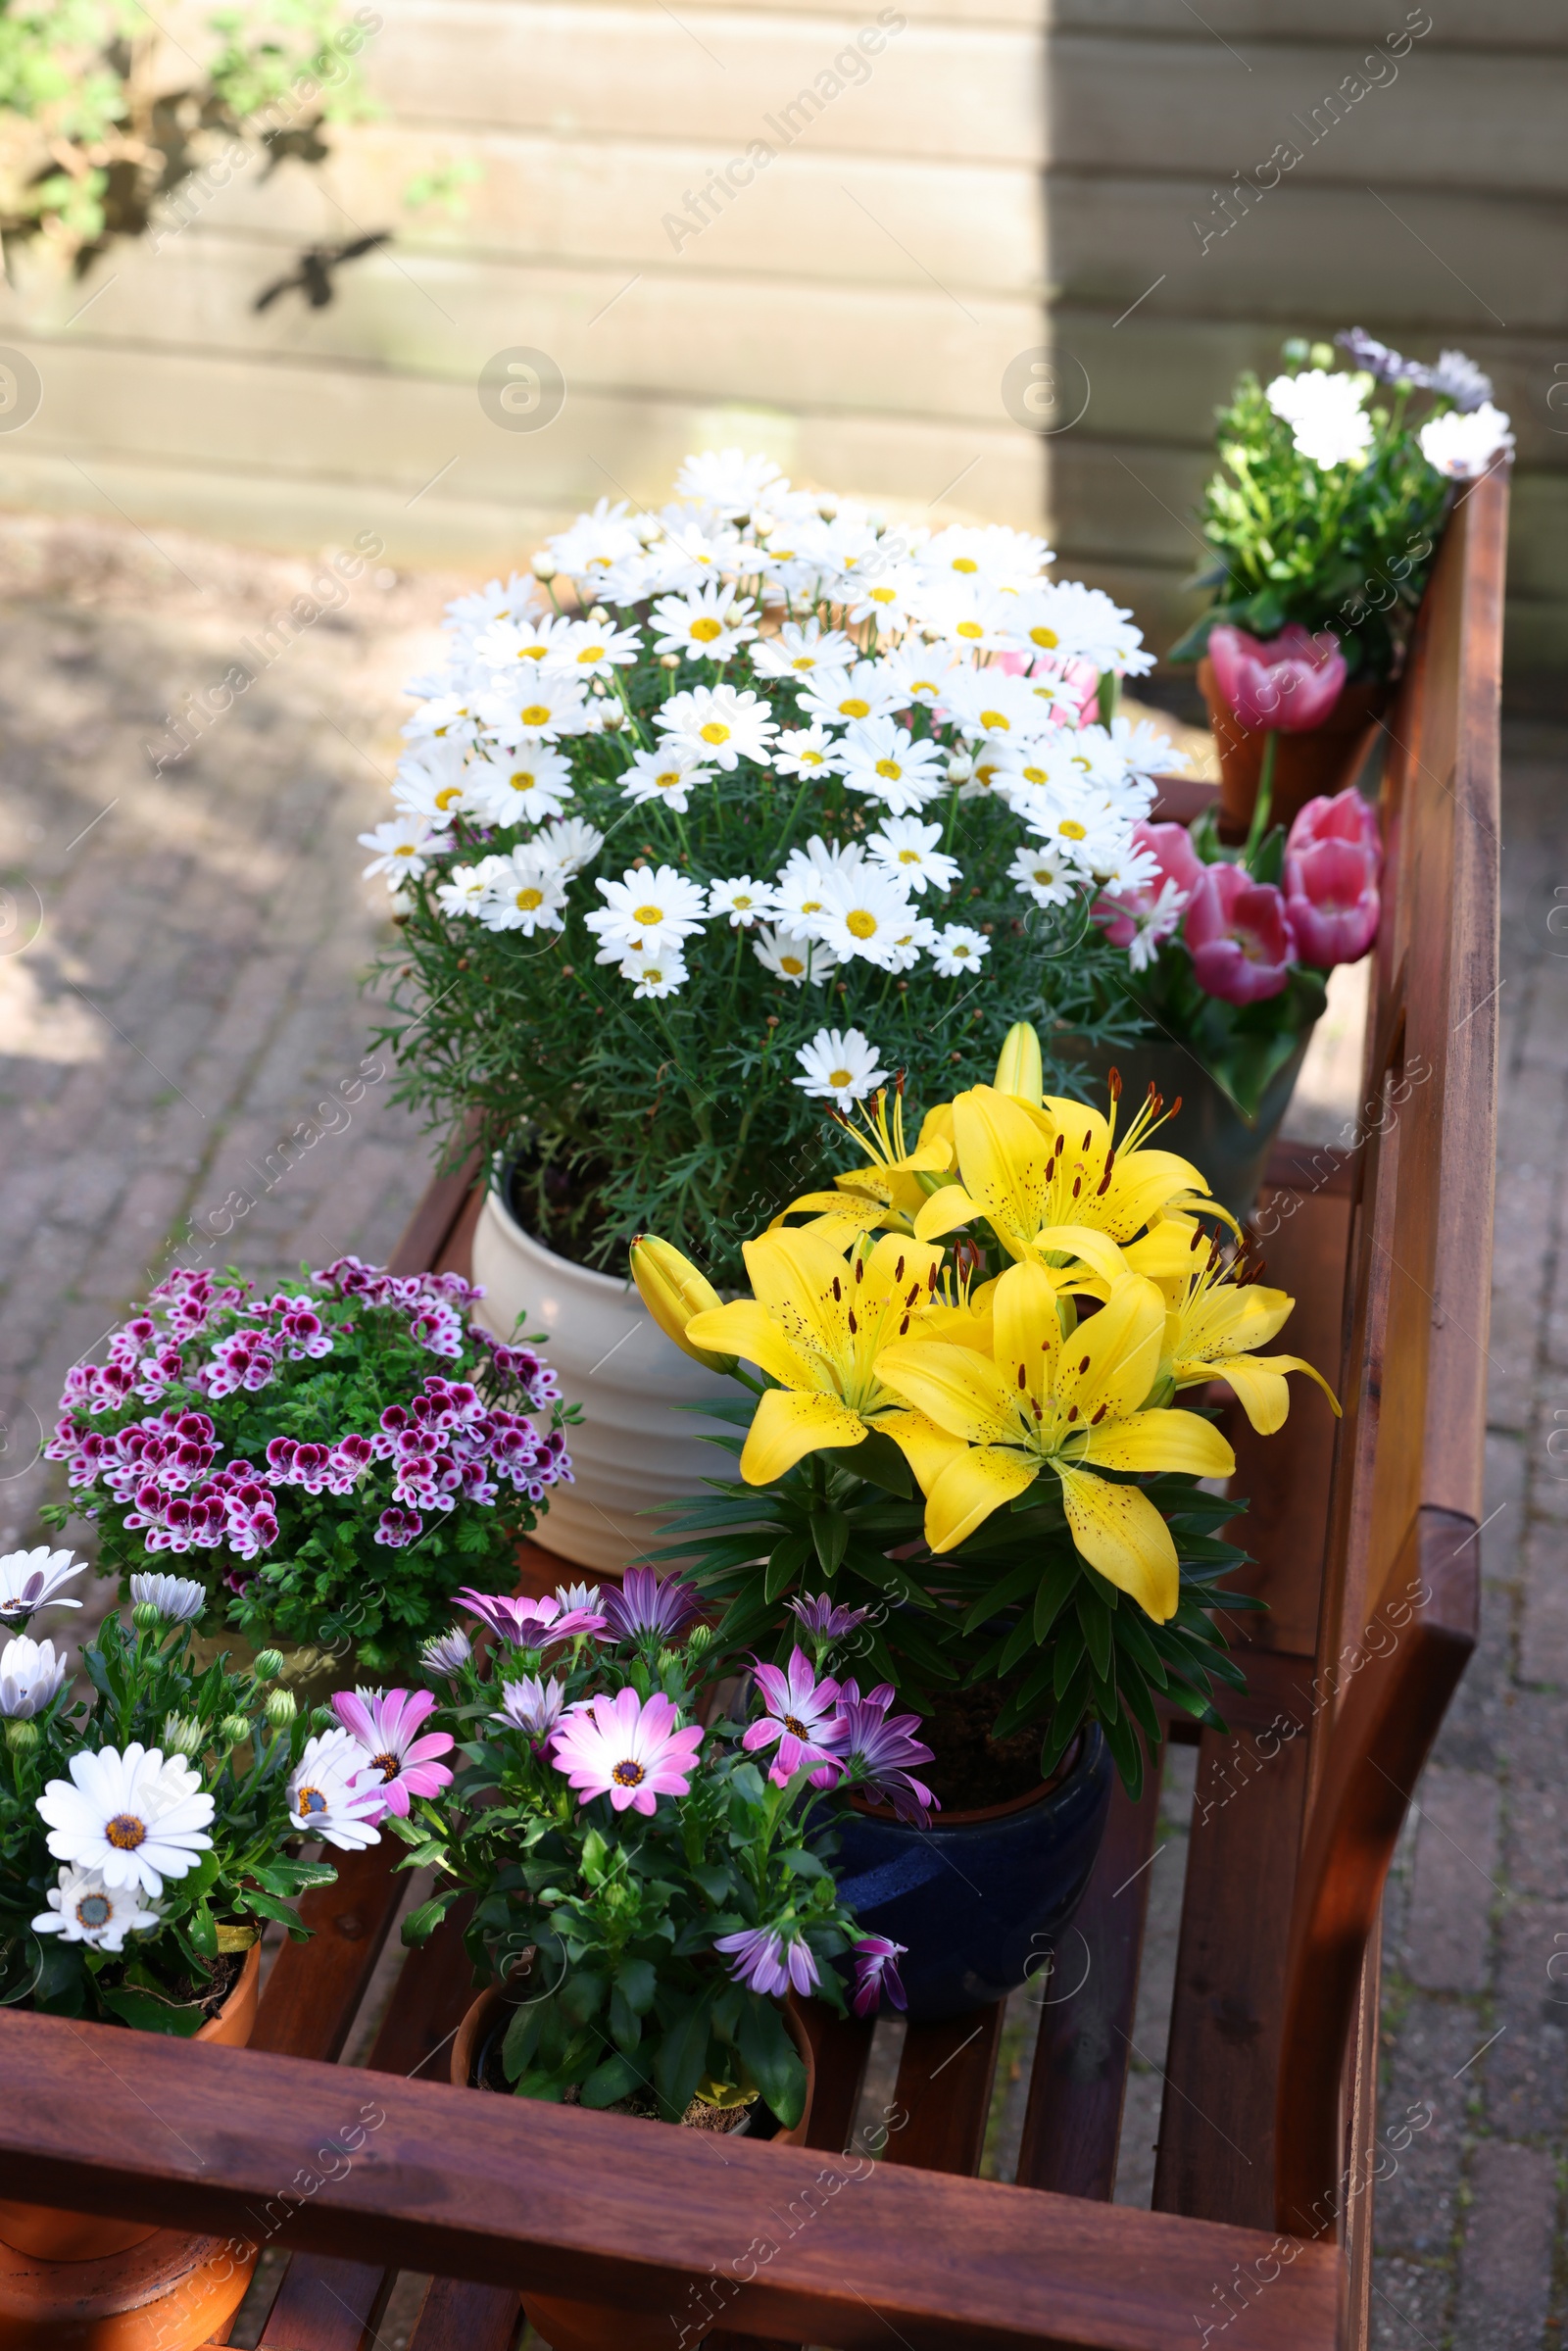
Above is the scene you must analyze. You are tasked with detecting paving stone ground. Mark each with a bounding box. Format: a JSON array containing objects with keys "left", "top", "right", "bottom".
[{"left": 0, "top": 512, "right": 1561, "bottom": 2346}]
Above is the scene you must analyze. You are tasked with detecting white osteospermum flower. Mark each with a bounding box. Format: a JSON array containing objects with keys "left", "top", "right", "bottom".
[
  {"left": 435, "top": 856, "right": 510, "bottom": 918},
  {"left": 795, "top": 661, "right": 906, "bottom": 731},
  {"left": 748, "top": 620, "right": 858, "bottom": 680},
  {"left": 359, "top": 818, "right": 438, "bottom": 885},
  {"left": 617, "top": 744, "right": 715, "bottom": 812},
  {"left": 1008, "top": 841, "right": 1077, "bottom": 908},
  {"left": 618, "top": 944, "right": 690, "bottom": 999},
  {"left": 287, "top": 1729, "right": 384, "bottom": 1850},
  {"left": 538, "top": 817, "right": 605, "bottom": 874},
  {"left": 1015, "top": 580, "right": 1152, "bottom": 674},
  {"left": 1426, "top": 349, "right": 1493, "bottom": 412},
  {"left": 930, "top": 924, "right": 991, "bottom": 978},
  {"left": 674, "top": 447, "right": 788, "bottom": 518},
  {"left": 866, "top": 817, "right": 961, "bottom": 898},
  {"left": 708, "top": 876, "right": 776, "bottom": 928},
  {"left": 477, "top": 847, "right": 569, "bottom": 936},
  {"left": 656, "top": 684, "right": 778, "bottom": 771},
  {"left": 773, "top": 723, "right": 838, "bottom": 780},
  {"left": 37, "top": 1743, "right": 215, "bottom": 1897},
  {"left": 0, "top": 1548, "right": 84, "bottom": 1623},
  {"left": 793, "top": 1027, "right": 889, "bottom": 1109},
  {"left": 33, "top": 1864, "right": 161, "bottom": 1951},
  {"left": 586, "top": 864, "right": 710, "bottom": 959},
  {"left": 1266, "top": 369, "right": 1374, "bottom": 470},
  {"left": 754, "top": 926, "right": 836, "bottom": 988},
  {"left": 805, "top": 865, "right": 921, "bottom": 972},
  {"left": 1418, "top": 402, "right": 1514, "bottom": 479},
  {"left": 650, "top": 585, "right": 759, "bottom": 663},
  {"left": 128, "top": 1573, "right": 206, "bottom": 1625},
  {"left": 836, "top": 718, "right": 947, "bottom": 816},
  {"left": 0, "top": 1635, "right": 68, "bottom": 1718}
]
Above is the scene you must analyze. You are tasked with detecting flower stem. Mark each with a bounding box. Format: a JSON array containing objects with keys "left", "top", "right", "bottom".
[{"left": 1243, "top": 732, "right": 1277, "bottom": 871}]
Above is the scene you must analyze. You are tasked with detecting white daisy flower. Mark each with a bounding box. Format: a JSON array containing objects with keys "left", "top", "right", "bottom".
[
  {"left": 1106, "top": 714, "right": 1188, "bottom": 784},
  {"left": 359, "top": 818, "right": 438, "bottom": 885},
  {"left": 393, "top": 742, "right": 476, "bottom": 828},
  {"left": 471, "top": 612, "right": 580, "bottom": 671},
  {"left": 875, "top": 641, "right": 960, "bottom": 709},
  {"left": 1266, "top": 368, "right": 1373, "bottom": 471},
  {"left": 586, "top": 864, "right": 710, "bottom": 959},
  {"left": 753, "top": 925, "right": 836, "bottom": 988},
  {"left": 33, "top": 1864, "right": 161, "bottom": 1952},
  {"left": 464, "top": 742, "right": 577, "bottom": 829},
  {"left": 544, "top": 497, "right": 642, "bottom": 581},
  {"left": 644, "top": 514, "right": 749, "bottom": 596},
  {"left": 805, "top": 866, "right": 921, "bottom": 972},
  {"left": 287, "top": 1728, "right": 384, "bottom": 1851},
  {"left": 918, "top": 522, "right": 1053, "bottom": 592},
  {"left": 1418, "top": 402, "right": 1514, "bottom": 479},
  {"left": 748, "top": 620, "right": 858, "bottom": 679},
  {"left": 880, "top": 909, "right": 936, "bottom": 973},
  {"left": 674, "top": 447, "right": 788, "bottom": 518},
  {"left": 650, "top": 585, "right": 759, "bottom": 663},
  {"left": 959, "top": 742, "right": 1019, "bottom": 803},
  {"left": 772, "top": 837, "right": 865, "bottom": 929},
  {"left": 435, "top": 856, "right": 510, "bottom": 918},
  {"left": 617, "top": 745, "right": 715, "bottom": 812},
  {"left": 617, "top": 944, "right": 689, "bottom": 998},
  {"left": 919, "top": 581, "right": 1023, "bottom": 657},
  {"left": 128, "top": 1573, "right": 206, "bottom": 1625},
  {"left": 1008, "top": 841, "right": 1077, "bottom": 908},
  {"left": 930, "top": 924, "right": 991, "bottom": 977},
  {"left": 562, "top": 616, "right": 643, "bottom": 675},
  {"left": 708, "top": 876, "right": 775, "bottom": 928},
  {"left": 400, "top": 691, "right": 486, "bottom": 749},
  {"left": 0, "top": 1635, "right": 68, "bottom": 1718},
  {"left": 793, "top": 1027, "right": 890, "bottom": 1110},
  {"left": 476, "top": 848, "right": 569, "bottom": 936},
  {"left": 1014, "top": 580, "right": 1153, "bottom": 676},
  {"left": 537, "top": 817, "right": 605, "bottom": 874},
  {"left": 1108, "top": 877, "right": 1189, "bottom": 973},
  {"left": 795, "top": 661, "right": 906, "bottom": 731},
  {"left": 0, "top": 1548, "right": 84, "bottom": 1623},
  {"left": 655, "top": 684, "right": 777, "bottom": 771},
  {"left": 866, "top": 817, "right": 961, "bottom": 897},
  {"left": 444, "top": 573, "right": 544, "bottom": 647},
  {"left": 37, "top": 1744, "right": 215, "bottom": 1898},
  {"left": 480, "top": 676, "right": 594, "bottom": 746},
  {"left": 773, "top": 723, "right": 838, "bottom": 780},
  {"left": 1082, "top": 830, "right": 1161, "bottom": 893},
  {"left": 937, "top": 667, "right": 1055, "bottom": 746},
  {"left": 845, "top": 565, "right": 923, "bottom": 632},
  {"left": 836, "top": 717, "right": 947, "bottom": 816}
]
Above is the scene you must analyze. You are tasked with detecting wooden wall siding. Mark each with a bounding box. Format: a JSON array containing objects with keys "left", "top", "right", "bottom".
[
  {"left": 0, "top": 0, "right": 1052, "bottom": 569},
  {"left": 1042, "top": 13, "right": 1568, "bottom": 670},
  {"left": 0, "top": 0, "right": 1560, "bottom": 669}
]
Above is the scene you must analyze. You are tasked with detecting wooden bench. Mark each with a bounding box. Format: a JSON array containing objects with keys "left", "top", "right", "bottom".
[{"left": 0, "top": 465, "right": 1505, "bottom": 2350}]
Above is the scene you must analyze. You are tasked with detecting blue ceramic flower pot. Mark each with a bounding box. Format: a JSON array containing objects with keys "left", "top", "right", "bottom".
[{"left": 832, "top": 1727, "right": 1114, "bottom": 2023}]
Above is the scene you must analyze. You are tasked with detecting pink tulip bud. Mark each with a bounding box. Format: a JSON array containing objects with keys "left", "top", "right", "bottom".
[
  {"left": 1284, "top": 839, "right": 1380, "bottom": 968},
  {"left": 1208, "top": 623, "right": 1348, "bottom": 734},
  {"left": 1286, "top": 786, "right": 1383, "bottom": 879},
  {"left": 1183, "top": 860, "right": 1298, "bottom": 1004}
]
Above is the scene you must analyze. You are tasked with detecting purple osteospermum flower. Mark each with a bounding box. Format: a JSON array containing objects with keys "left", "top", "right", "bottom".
[
  {"left": 714, "top": 1926, "right": 820, "bottom": 2000},
  {"left": 601, "top": 1568, "right": 704, "bottom": 1648},
  {"left": 786, "top": 1593, "right": 870, "bottom": 1643},
  {"left": 330, "top": 1687, "right": 455, "bottom": 1819},
  {"left": 550, "top": 1687, "right": 704, "bottom": 1815},
  {"left": 743, "top": 1647, "right": 847, "bottom": 1788},
  {"left": 456, "top": 1589, "right": 607, "bottom": 1648},
  {"left": 494, "top": 1673, "right": 566, "bottom": 1741},
  {"left": 851, "top": 1935, "right": 907, "bottom": 2018},
  {"left": 838, "top": 1692, "right": 939, "bottom": 1828}
]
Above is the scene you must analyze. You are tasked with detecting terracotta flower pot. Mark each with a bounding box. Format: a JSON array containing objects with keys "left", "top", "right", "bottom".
[
  {"left": 451, "top": 1981, "right": 816, "bottom": 2351},
  {"left": 1200, "top": 656, "right": 1388, "bottom": 843},
  {"left": 0, "top": 1941, "right": 262, "bottom": 2348}
]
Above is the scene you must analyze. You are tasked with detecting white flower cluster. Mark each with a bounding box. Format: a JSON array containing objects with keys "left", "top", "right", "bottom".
[{"left": 362, "top": 452, "right": 1183, "bottom": 1092}]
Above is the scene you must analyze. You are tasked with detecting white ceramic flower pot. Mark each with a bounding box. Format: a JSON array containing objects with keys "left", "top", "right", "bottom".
[{"left": 470, "top": 1183, "right": 738, "bottom": 1578}]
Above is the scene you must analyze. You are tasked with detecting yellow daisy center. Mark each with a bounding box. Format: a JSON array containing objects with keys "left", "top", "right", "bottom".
[
  {"left": 690, "top": 617, "right": 722, "bottom": 643},
  {"left": 874, "top": 759, "right": 902, "bottom": 780},
  {"left": 520, "top": 705, "right": 551, "bottom": 726},
  {"left": 846, "top": 908, "right": 878, "bottom": 940},
  {"left": 868, "top": 586, "right": 897, "bottom": 605},
  {"left": 1031, "top": 625, "right": 1058, "bottom": 649},
  {"left": 839, "top": 698, "right": 871, "bottom": 718},
  {"left": 829, "top": 1066, "right": 853, "bottom": 1088},
  {"left": 700, "top": 721, "right": 731, "bottom": 744},
  {"left": 981, "top": 710, "right": 1007, "bottom": 731},
  {"left": 576, "top": 645, "right": 605, "bottom": 662},
  {"left": 956, "top": 621, "right": 983, "bottom": 640},
  {"left": 514, "top": 887, "right": 544, "bottom": 911},
  {"left": 951, "top": 557, "right": 978, "bottom": 573},
  {"left": 780, "top": 954, "right": 806, "bottom": 975},
  {"left": 435, "top": 785, "right": 462, "bottom": 808},
  {"left": 634, "top": 903, "right": 663, "bottom": 925},
  {"left": 1058, "top": 819, "right": 1087, "bottom": 841}
]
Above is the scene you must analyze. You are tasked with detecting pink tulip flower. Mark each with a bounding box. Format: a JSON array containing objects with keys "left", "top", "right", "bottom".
[
  {"left": 1284, "top": 791, "right": 1383, "bottom": 968},
  {"left": 1184, "top": 861, "right": 1298, "bottom": 1004},
  {"left": 1208, "top": 623, "right": 1348, "bottom": 734}
]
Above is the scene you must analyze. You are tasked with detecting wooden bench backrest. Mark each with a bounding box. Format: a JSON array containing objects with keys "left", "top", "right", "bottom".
[{"left": 1274, "top": 464, "right": 1507, "bottom": 2243}]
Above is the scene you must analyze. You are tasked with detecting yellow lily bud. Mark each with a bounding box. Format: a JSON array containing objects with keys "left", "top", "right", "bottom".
[
  {"left": 629, "top": 1237, "right": 737, "bottom": 1375},
  {"left": 994, "top": 1021, "right": 1044, "bottom": 1106}
]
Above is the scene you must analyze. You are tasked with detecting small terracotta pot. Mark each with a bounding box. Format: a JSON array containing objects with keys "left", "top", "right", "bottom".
[
  {"left": 0, "top": 1942, "right": 262, "bottom": 2348},
  {"left": 1200, "top": 656, "right": 1389, "bottom": 843},
  {"left": 452, "top": 1981, "right": 816, "bottom": 2351}
]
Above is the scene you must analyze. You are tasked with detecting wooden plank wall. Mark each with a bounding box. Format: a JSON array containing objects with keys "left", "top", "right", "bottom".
[{"left": 0, "top": 0, "right": 1560, "bottom": 670}]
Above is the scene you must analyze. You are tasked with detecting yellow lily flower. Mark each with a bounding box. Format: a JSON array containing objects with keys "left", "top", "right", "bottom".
[
  {"left": 874, "top": 1262, "right": 1235, "bottom": 1619},
  {"left": 1153, "top": 1238, "right": 1342, "bottom": 1434},
  {"left": 770, "top": 1081, "right": 953, "bottom": 1242},
  {"left": 685, "top": 1225, "right": 956, "bottom": 1486},
  {"left": 629, "top": 1236, "right": 736, "bottom": 1375}
]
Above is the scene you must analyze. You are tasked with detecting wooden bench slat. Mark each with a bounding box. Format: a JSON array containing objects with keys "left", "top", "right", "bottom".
[
  {"left": 257, "top": 2252, "right": 390, "bottom": 2348},
  {"left": 0, "top": 2009, "right": 1340, "bottom": 2351},
  {"left": 883, "top": 2004, "right": 1006, "bottom": 2178},
  {"left": 1015, "top": 1761, "right": 1163, "bottom": 2199},
  {"left": 406, "top": 2276, "right": 521, "bottom": 2351},
  {"left": 251, "top": 1841, "right": 406, "bottom": 2064}
]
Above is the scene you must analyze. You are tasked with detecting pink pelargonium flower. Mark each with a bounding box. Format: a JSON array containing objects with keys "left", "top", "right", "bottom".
[
  {"left": 1208, "top": 623, "right": 1348, "bottom": 734},
  {"left": 1183, "top": 861, "right": 1298, "bottom": 1005},
  {"left": 743, "top": 1647, "right": 847, "bottom": 1788},
  {"left": 550, "top": 1687, "right": 704, "bottom": 1815},
  {"left": 330, "top": 1687, "right": 455, "bottom": 1819}
]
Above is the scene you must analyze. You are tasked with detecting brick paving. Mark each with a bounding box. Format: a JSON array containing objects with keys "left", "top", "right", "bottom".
[{"left": 0, "top": 513, "right": 1563, "bottom": 2345}]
